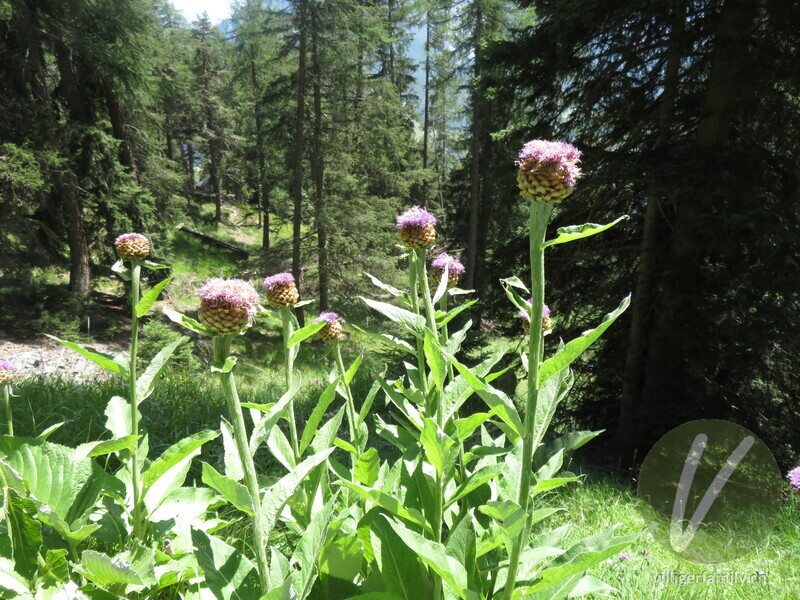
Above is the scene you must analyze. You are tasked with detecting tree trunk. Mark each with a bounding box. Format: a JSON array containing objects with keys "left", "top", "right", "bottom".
[
  {"left": 311, "top": 0, "right": 328, "bottom": 310},
  {"left": 186, "top": 142, "right": 196, "bottom": 194},
  {"left": 104, "top": 84, "right": 138, "bottom": 183},
  {"left": 251, "top": 59, "right": 270, "bottom": 250},
  {"left": 465, "top": 4, "right": 483, "bottom": 292},
  {"left": 63, "top": 176, "right": 91, "bottom": 294},
  {"left": 618, "top": 3, "right": 685, "bottom": 448},
  {"left": 421, "top": 11, "right": 431, "bottom": 206},
  {"left": 292, "top": 0, "right": 308, "bottom": 324},
  {"left": 637, "top": 0, "right": 757, "bottom": 445}
]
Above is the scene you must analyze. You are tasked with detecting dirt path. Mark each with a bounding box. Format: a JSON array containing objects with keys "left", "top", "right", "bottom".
[{"left": 0, "top": 337, "right": 125, "bottom": 380}]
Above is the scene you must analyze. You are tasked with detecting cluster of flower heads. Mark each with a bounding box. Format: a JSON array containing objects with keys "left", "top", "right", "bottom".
[
  {"left": 115, "top": 233, "right": 150, "bottom": 261},
  {"left": 314, "top": 312, "right": 344, "bottom": 342},
  {"left": 430, "top": 252, "right": 466, "bottom": 289},
  {"left": 0, "top": 360, "right": 13, "bottom": 383},
  {"left": 519, "top": 299, "right": 553, "bottom": 335},
  {"left": 516, "top": 139, "right": 582, "bottom": 204},
  {"left": 788, "top": 467, "right": 800, "bottom": 494}
]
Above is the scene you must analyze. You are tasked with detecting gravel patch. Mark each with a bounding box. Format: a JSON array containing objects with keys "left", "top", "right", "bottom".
[{"left": 0, "top": 337, "right": 125, "bottom": 380}]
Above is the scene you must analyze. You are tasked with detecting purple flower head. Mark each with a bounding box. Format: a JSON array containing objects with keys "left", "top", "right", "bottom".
[
  {"left": 0, "top": 360, "right": 13, "bottom": 371},
  {"left": 787, "top": 466, "right": 800, "bottom": 493},
  {"left": 517, "top": 140, "right": 583, "bottom": 188},
  {"left": 431, "top": 252, "right": 466, "bottom": 276},
  {"left": 314, "top": 311, "right": 339, "bottom": 325},
  {"left": 198, "top": 278, "right": 259, "bottom": 317},
  {"left": 618, "top": 553, "right": 630, "bottom": 561},
  {"left": 397, "top": 206, "right": 436, "bottom": 229},
  {"left": 263, "top": 272, "right": 295, "bottom": 290},
  {"left": 115, "top": 232, "right": 149, "bottom": 246},
  {"left": 518, "top": 299, "right": 550, "bottom": 321}
]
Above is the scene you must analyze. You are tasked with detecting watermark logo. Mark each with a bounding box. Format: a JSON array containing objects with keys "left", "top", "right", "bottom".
[{"left": 638, "top": 420, "right": 782, "bottom": 563}]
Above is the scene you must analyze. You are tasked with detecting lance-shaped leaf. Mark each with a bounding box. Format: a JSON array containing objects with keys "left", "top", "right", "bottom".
[
  {"left": 45, "top": 335, "right": 128, "bottom": 377},
  {"left": 111, "top": 259, "right": 131, "bottom": 281},
  {"left": 382, "top": 516, "right": 470, "bottom": 600},
  {"left": 246, "top": 373, "right": 302, "bottom": 455},
  {"left": 369, "top": 515, "right": 429, "bottom": 600},
  {"left": 163, "top": 306, "right": 215, "bottom": 336},
  {"left": 74, "top": 436, "right": 139, "bottom": 459},
  {"left": 299, "top": 378, "right": 337, "bottom": 456},
  {"left": 360, "top": 297, "right": 425, "bottom": 336},
  {"left": 77, "top": 550, "right": 143, "bottom": 587},
  {"left": 191, "top": 529, "right": 261, "bottom": 600},
  {"left": 137, "top": 335, "right": 188, "bottom": 401},
  {"left": 142, "top": 430, "right": 219, "bottom": 514},
  {"left": 201, "top": 463, "right": 253, "bottom": 515},
  {"left": 5, "top": 489, "right": 42, "bottom": 580},
  {"left": 420, "top": 418, "right": 455, "bottom": 477},
  {"left": 354, "top": 448, "right": 380, "bottom": 486},
  {"left": 423, "top": 331, "right": 446, "bottom": 391},
  {"left": 538, "top": 295, "right": 631, "bottom": 387},
  {"left": 352, "top": 325, "right": 416, "bottom": 355},
  {"left": 338, "top": 480, "right": 431, "bottom": 534},
  {"left": 500, "top": 278, "right": 530, "bottom": 315},
  {"left": 437, "top": 300, "right": 477, "bottom": 328},
  {"left": 445, "top": 464, "right": 504, "bottom": 509},
  {"left": 365, "top": 272, "right": 409, "bottom": 300},
  {"left": 261, "top": 449, "right": 334, "bottom": 541},
  {"left": 542, "top": 215, "right": 628, "bottom": 249},
  {"left": 288, "top": 321, "right": 326, "bottom": 347},
  {"left": 136, "top": 276, "right": 173, "bottom": 318},
  {"left": 290, "top": 497, "right": 337, "bottom": 600},
  {"left": 105, "top": 395, "right": 140, "bottom": 439}
]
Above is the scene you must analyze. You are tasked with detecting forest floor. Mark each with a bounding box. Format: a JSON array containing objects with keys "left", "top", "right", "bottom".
[{"left": 0, "top": 337, "right": 122, "bottom": 380}]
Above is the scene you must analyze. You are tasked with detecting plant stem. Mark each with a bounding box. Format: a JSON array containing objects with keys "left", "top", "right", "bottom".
[
  {"left": 214, "top": 335, "right": 270, "bottom": 595},
  {"left": 408, "top": 251, "right": 428, "bottom": 396},
  {"left": 2, "top": 384, "right": 12, "bottom": 436},
  {"left": 280, "top": 307, "right": 300, "bottom": 462},
  {"left": 129, "top": 260, "right": 144, "bottom": 541},
  {"left": 504, "top": 201, "right": 552, "bottom": 600},
  {"left": 333, "top": 340, "right": 360, "bottom": 454},
  {"left": 414, "top": 249, "right": 445, "bottom": 600}
]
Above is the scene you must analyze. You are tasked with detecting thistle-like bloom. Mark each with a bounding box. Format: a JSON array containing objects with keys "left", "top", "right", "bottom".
[
  {"left": 618, "top": 553, "right": 630, "bottom": 562},
  {"left": 198, "top": 278, "right": 259, "bottom": 335},
  {"left": 397, "top": 206, "right": 437, "bottom": 249},
  {"left": 263, "top": 272, "right": 299, "bottom": 308},
  {"left": 516, "top": 139, "right": 582, "bottom": 204},
  {"left": 314, "top": 311, "right": 344, "bottom": 342},
  {"left": 519, "top": 300, "right": 553, "bottom": 335},
  {"left": 430, "top": 252, "right": 466, "bottom": 288},
  {"left": 787, "top": 466, "right": 800, "bottom": 494},
  {"left": 115, "top": 233, "right": 150, "bottom": 261},
  {"left": 0, "top": 360, "right": 13, "bottom": 383}
]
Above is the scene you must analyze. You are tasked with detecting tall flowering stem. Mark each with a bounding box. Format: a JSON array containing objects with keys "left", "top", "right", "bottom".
[
  {"left": 212, "top": 335, "right": 270, "bottom": 594},
  {"left": 114, "top": 233, "right": 151, "bottom": 541},
  {"left": 505, "top": 140, "right": 580, "bottom": 600},
  {"left": 0, "top": 361, "right": 13, "bottom": 436},
  {"left": 199, "top": 277, "right": 269, "bottom": 595},
  {"left": 264, "top": 273, "right": 301, "bottom": 462},
  {"left": 128, "top": 259, "right": 145, "bottom": 540}
]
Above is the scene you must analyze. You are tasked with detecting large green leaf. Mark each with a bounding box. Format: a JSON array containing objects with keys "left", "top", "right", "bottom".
[
  {"left": 382, "top": 517, "right": 470, "bottom": 600},
  {"left": 419, "top": 418, "right": 455, "bottom": 477},
  {"left": 104, "top": 396, "right": 139, "bottom": 439},
  {"left": 288, "top": 321, "right": 325, "bottom": 347},
  {"left": 538, "top": 295, "right": 630, "bottom": 386},
  {"left": 445, "top": 464, "right": 504, "bottom": 509},
  {"left": 299, "top": 378, "right": 338, "bottom": 456},
  {"left": 5, "top": 489, "right": 42, "bottom": 580},
  {"left": 201, "top": 463, "right": 253, "bottom": 515},
  {"left": 339, "top": 480, "right": 431, "bottom": 534},
  {"left": 351, "top": 326, "right": 415, "bottom": 355},
  {"left": 354, "top": 448, "right": 380, "bottom": 487},
  {"left": 149, "top": 487, "right": 220, "bottom": 555},
  {"left": 0, "top": 557, "right": 29, "bottom": 595},
  {"left": 45, "top": 335, "right": 128, "bottom": 377},
  {"left": 136, "top": 335, "right": 188, "bottom": 401},
  {"left": 163, "top": 307, "right": 215, "bottom": 336},
  {"left": 517, "top": 528, "right": 638, "bottom": 596},
  {"left": 290, "top": 497, "right": 337, "bottom": 600},
  {"left": 360, "top": 297, "right": 425, "bottom": 336},
  {"left": 423, "top": 331, "right": 446, "bottom": 391},
  {"left": 364, "top": 272, "right": 408, "bottom": 301},
  {"left": 541, "top": 216, "right": 628, "bottom": 249},
  {"left": 142, "top": 430, "right": 219, "bottom": 514},
  {"left": 261, "top": 449, "right": 334, "bottom": 541},
  {"left": 247, "top": 375, "right": 302, "bottom": 455},
  {"left": 77, "top": 551, "right": 143, "bottom": 587},
  {"left": 369, "top": 516, "right": 429, "bottom": 600},
  {"left": 136, "top": 276, "right": 173, "bottom": 317},
  {"left": 191, "top": 529, "right": 260, "bottom": 600},
  {"left": 74, "top": 436, "right": 139, "bottom": 459}
]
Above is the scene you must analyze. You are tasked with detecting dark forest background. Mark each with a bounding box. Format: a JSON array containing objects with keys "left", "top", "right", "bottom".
[{"left": 0, "top": 0, "right": 798, "bottom": 468}]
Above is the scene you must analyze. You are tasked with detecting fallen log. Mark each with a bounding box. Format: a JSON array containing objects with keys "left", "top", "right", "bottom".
[{"left": 175, "top": 223, "right": 250, "bottom": 258}]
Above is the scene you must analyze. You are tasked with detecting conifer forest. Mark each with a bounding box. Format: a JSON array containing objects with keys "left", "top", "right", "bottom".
[{"left": 0, "top": 1, "right": 798, "bottom": 598}]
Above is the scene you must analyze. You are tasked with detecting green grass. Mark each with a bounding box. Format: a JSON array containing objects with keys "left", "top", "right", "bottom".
[{"left": 534, "top": 473, "right": 800, "bottom": 599}]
